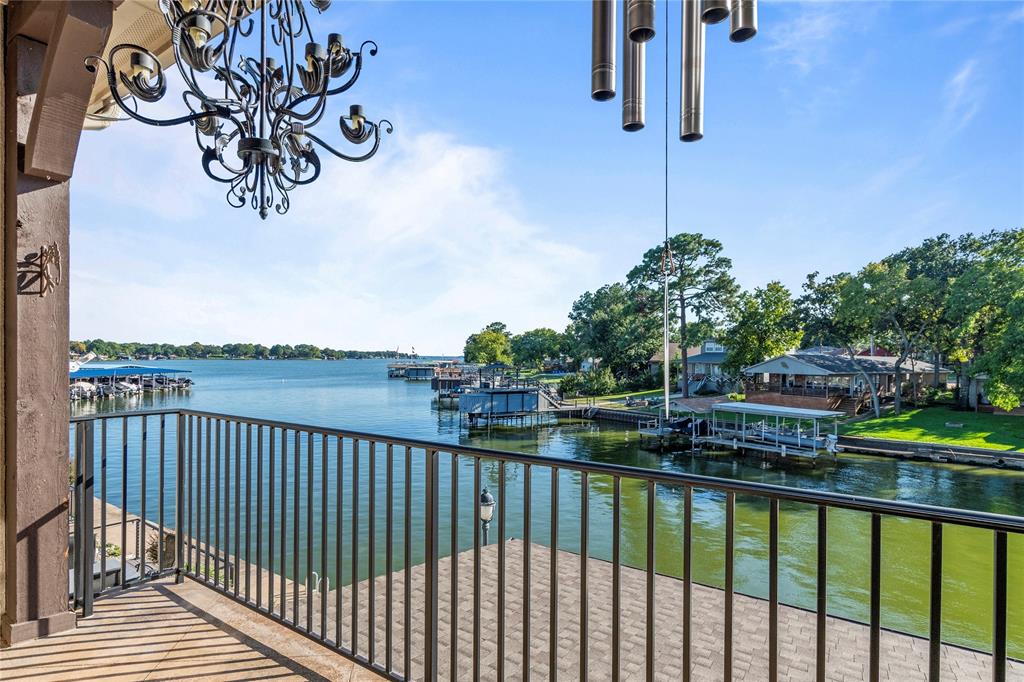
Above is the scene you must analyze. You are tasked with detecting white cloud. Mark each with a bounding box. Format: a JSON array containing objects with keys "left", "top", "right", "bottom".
[
  {"left": 71, "top": 125, "right": 599, "bottom": 354},
  {"left": 940, "top": 57, "right": 983, "bottom": 135}
]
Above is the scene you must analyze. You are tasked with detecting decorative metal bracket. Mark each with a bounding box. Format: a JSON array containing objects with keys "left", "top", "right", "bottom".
[{"left": 17, "top": 241, "right": 62, "bottom": 297}]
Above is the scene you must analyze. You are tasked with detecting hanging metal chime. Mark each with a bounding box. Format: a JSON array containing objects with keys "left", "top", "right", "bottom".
[{"left": 590, "top": 0, "right": 757, "bottom": 139}]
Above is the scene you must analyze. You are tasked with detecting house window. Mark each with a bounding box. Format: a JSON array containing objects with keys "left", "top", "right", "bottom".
[{"left": 704, "top": 341, "right": 725, "bottom": 353}]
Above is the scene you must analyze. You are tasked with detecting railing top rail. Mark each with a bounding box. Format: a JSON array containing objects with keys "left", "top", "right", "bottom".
[{"left": 71, "top": 408, "right": 1024, "bottom": 534}]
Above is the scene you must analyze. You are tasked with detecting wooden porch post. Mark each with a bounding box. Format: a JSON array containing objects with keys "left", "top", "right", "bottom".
[{"left": 2, "top": 2, "right": 112, "bottom": 646}]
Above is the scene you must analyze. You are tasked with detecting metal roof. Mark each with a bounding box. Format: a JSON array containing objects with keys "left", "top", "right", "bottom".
[
  {"left": 710, "top": 401, "right": 845, "bottom": 419},
  {"left": 70, "top": 366, "right": 191, "bottom": 379},
  {"left": 687, "top": 351, "right": 727, "bottom": 364}
]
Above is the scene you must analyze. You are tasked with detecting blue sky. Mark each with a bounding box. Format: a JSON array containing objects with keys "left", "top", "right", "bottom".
[{"left": 71, "top": 1, "right": 1024, "bottom": 354}]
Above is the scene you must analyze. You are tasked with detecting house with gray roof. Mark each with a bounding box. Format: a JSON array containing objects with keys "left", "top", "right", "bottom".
[{"left": 741, "top": 347, "right": 949, "bottom": 415}]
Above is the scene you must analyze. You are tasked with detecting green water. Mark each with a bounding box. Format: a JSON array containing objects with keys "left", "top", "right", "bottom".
[{"left": 73, "top": 359, "right": 1023, "bottom": 657}]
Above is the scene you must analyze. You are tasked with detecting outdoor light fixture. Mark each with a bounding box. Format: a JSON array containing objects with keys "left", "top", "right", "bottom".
[
  {"left": 591, "top": 0, "right": 757, "bottom": 139},
  {"left": 86, "top": 0, "right": 391, "bottom": 219},
  {"left": 479, "top": 488, "right": 496, "bottom": 545}
]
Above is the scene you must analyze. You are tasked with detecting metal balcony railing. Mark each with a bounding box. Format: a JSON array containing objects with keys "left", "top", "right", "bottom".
[{"left": 70, "top": 409, "right": 1022, "bottom": 682}]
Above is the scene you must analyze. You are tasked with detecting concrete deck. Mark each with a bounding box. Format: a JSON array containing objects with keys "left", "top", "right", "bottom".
[{"left": 0, "top": 578, "right": 385, "bottom": 681}]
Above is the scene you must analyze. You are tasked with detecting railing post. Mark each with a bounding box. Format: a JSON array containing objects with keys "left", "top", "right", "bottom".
[
  {"left": 175, "top": 412, "right": 186, "bottom": 583},
  {"left": 424, "top": 448, "right": 439, "bottom": 681},
  {"left": 82, "top": 420, "right": 95, "bottom": 617}
]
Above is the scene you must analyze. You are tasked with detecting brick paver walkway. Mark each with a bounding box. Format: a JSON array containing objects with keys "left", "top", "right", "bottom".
[{"left": 321, "top": 539, "right": 1021, "bottom": 681}]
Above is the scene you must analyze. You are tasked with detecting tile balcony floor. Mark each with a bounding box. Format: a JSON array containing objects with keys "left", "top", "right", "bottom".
[{"left": 0, "top": 578, "right": 385, "bottom": 681}]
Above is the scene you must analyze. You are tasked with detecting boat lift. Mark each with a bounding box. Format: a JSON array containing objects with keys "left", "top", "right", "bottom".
[{"left": 699, "top": 402, "right": 842, "bottom": 459}]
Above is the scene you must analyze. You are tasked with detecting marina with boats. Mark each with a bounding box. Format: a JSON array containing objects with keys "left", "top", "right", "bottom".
[{"left": 69, "top": 365, "right": 192, "bottom": 401}]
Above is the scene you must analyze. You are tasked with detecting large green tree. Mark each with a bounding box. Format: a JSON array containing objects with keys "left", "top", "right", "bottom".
[
  {"left": 626, "top": 233, "right": 737, "bottom": 397},
  {"left": 721, "top": 282, "right": 803, "bottom": 377},
  {"left": 839, "top": 261, "right": 943, "bottom": 415},
  {"left": 565, "top": 283, "right": 661, "bottom": 379},
  {"left": 463, "top": 322, "right": 513, "bottom": 365},
  {"left": 947, "top": 229, "right": 1024, "bottom": 410},
  {"left": 510, "top": 328, "right": 564, "bottom": 368}
]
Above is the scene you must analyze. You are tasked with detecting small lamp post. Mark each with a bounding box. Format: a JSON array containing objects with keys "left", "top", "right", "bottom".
[{"left": 479, "top": 488, "right": 496, "bottom": 545}]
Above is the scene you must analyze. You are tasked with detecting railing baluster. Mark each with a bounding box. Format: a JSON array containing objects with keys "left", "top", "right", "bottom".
[
  {"left": 234, "top": 422, "right": 241, "bottom": 597},
  {"left": 549, "top": 467, "right": 559, "bottom": 682},
  {"left": 993, "top": 530, "right": 1007, "bottom": 682},
  {"left": 425, "top": 449, "right": 439, "bottom": 681},
  {"left": 205, "top": 417, "right": 211, "bottom": 582},
  {"left": 451, "top": 452, "right": 460, "bottom": 681},
  {"left": 523, "top": 463, "right": 532, "bottom": 682},
  {"left": 121, "top": 416, "right": 128, "bottom": 588},
  {"left": 769, "top": 498, "right": 779, "bottom": 682},
  {"left": 268, "top": 427, "right": 276, "bottom": 614},
  {"left": 870, "top": 512, "right": 882, "bottom": 682},
  {"left": 612, "top": 475, "right": 621, "bottom": 682},
  {"left": 725, "top": 491, "right": 735, "bottom": 681},
  {"left": 580, "top": 470, "right": 589, "bottom": 682},
  {"left": 473, "top": 456, "right": 482, "bottom": 682},
  {"left": 321, "top": 434, "right": 328, "bottom": 640},
  {"left": 158, "top": 415, "right": 166, "bottom": 574},
  {"left": 404, "top": 446, "right": 412, "bottom": 679},
  {"left": 175, "top": 415, "right": 184, "bottom": 584},
  {"left": 497, "top": 460, "right": 507, "bottom": 681},
  {"left": 255, "top": 425, "right": 262, "bottom": 608},
  {"left": 100, "top": 420, "right": 108, "bottom": 590},
  {"left": 646, "top": 480, "right": 655, "bottom": 682},
  {"left": 306, "top": 431, "right": 314, "bottom": 632},
  {"left": 141, "top": 416, "right": 147, "bottom": 583},
  {"left": 214, "top": 419, "right": 220, "bottom": 588},
  {"left": 190, "top": 416, "right": 198, "bottom": 577},
  {"left": 223, "top": 421, "right": 231, "bottom": 592},
  {"left": 293, "top": 430, "right": 300, "bottom": 626},
  {"left": 279, "top": 428, "right": 287, "bottom": 620},
  {"left": 245, "top": 424, "right": 252, "bottom": 602},
  {"left": 369, "top": 441, "right": 377, "bottom": 662},
  {"left": 817, "top": 505, "right": 827, "bottom": 682},
  {"left": 386, "top": 443, "right": 394, "bottom": 674},
  {"left": 82, "top": 421, "right": 95, "bottom": 616},
  {"left": 929, "top": 522, "right": 942, "bottom": 681},
  {"left": 342, "top": 436, "right": 350, "bottom": 647},
  {"left": 683, "top": 485, "right": 692, "bottom": 682},
  {"left": 352, "top": 438, "right": 360, "bottom": 654}
]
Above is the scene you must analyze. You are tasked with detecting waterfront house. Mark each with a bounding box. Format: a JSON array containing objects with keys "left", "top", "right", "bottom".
[
  {"left": 742, "top": 347, "right": 949, "bottom": 414},
  {"left": 0, "top": 4, "right": 1020, "bottom": 682}
]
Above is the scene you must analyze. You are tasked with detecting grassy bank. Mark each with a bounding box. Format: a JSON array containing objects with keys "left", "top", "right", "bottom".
[{"left": 840, "top": 407, "right": 1024, "bottom": 451}]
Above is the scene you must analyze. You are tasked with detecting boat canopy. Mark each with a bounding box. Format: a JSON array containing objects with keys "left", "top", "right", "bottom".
[
  {"left": 70, "top": 366, "right": 191, "bottom": 380},
  {"left": 710, "top": 401, "right": 845, "bottom": 420}
]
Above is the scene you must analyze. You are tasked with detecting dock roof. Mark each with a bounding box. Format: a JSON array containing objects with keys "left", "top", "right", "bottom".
[
  {"left": 70, "top": 365, "right": 191, "bottom": 379},
  {"left": 710, "top": 401, "right": 845, "bottom": 419}
]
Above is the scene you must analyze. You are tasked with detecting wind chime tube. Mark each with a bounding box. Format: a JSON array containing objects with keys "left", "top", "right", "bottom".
[
  {"left": 729, "top": 0, "right": 757, "bottom": 42},
  {"left": 701, "top": 0, "right": 730, "bottom": 25},
  {"left": 626, "top": 0, "right": 656, "bottom": 43},
  {"left": 622, "top": 12, "right": 646, "bottom": 131},
  {"left": 680, "top": 0, "right": 705, "bottom": 141},
  {"left": 591, "top": 0, "right": 617, "bottom": 101}
]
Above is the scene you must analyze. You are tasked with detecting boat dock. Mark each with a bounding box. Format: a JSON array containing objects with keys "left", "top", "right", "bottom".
[{"left": 69, "top": 365, "right": 192, "bottom": 401}]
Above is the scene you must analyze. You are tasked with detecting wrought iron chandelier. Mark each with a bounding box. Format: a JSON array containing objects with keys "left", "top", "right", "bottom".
[{"left": 86, "top": 0, "right": 392, "bottom": 219}]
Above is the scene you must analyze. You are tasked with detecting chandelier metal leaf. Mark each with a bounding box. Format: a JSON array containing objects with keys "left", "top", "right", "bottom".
[{"left": 86, "top": 0, "right": 392, "bottom": 219}]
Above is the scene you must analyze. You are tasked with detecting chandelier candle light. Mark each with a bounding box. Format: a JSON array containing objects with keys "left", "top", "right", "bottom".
[
  {"left": 591, "top": 0, "right": 757, "bottom": 138},
  {"left": 86, "top": 0, "right": 392, "bottom": 219}
]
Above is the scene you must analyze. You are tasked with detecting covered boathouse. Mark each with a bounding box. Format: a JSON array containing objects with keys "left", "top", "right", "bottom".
[{"left": 699, "top": 402, "right": 844, "bottom": 460}]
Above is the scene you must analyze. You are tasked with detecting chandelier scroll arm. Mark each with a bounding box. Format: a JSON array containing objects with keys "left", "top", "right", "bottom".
[
  {"left": 85, "top": 55, "right": 232, "bottom": 128},
  {"left": 305, "top": 119, "right": 392, "bottom": 163}
]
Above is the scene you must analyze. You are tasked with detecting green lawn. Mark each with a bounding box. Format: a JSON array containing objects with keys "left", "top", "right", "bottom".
[{"left": 840, "top": 407, "right": 1024, "bottom": 451}]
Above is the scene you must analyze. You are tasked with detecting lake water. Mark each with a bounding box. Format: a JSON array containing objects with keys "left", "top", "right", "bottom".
[{"left": 72, "top": 358, "right": 1023, "bottom": 658}]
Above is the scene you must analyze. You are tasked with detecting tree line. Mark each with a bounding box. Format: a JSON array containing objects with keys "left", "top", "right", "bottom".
[
  {"left": 70, "top": 339, "right": 414, "bottom": 361},
  {"left": 463, "top": 228, "right": 1023, "bottom": 413}
]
